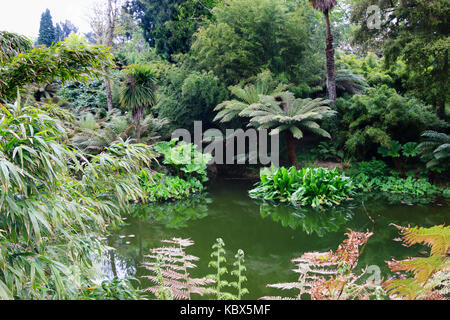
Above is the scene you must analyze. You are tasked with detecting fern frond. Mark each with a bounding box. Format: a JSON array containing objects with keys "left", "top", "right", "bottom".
[
  {"left": 263, "top": 230, "right": 376, "bottom": 300},
  {"left": 391, "top": 224, "right": 450, "bottom": 256},
  {"left": 142, "top": 238, "right": 214, "bottom": 300}
]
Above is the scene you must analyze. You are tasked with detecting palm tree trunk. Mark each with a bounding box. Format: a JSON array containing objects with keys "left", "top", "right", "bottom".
[
  {"left": 324, "top": 10, "right": 337, "bottom": 107},
  {"left": 285, "top": 131, "right": 299, "bottom": 169}
]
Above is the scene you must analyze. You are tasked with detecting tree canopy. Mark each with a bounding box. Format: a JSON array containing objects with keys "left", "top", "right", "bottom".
[{"left": 350, "top": 0, "right": 450, "bottom": 119}]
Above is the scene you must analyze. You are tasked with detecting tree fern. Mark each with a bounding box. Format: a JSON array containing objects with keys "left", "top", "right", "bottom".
[
  {"left": 214, "top": 71, "right": 292, "bottom": 123},
  {"left": 418, "top": 130, "right": 450, "bottom": 168},
  {"left": 243, "top": 92, "right": 335, "bottom": 167},
  {"left": 335, "top": 69, "right": 368, "bottom": 95}
]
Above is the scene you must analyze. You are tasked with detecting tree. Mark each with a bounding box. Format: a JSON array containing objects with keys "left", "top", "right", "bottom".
[
  {"left": 189, "top": 0, "right": 323, "bottom": 90},
  {"left": 350, "top": 0, "right": 449, "bottom": 119},
  {"left": 119, "top": 64, "right": 157, "bottom": 142},
  {"left": 37, "top": 9, "right": 56, "bottom": 47},
  {"left": 243, "top": 92, "right": 336, "bottom": 168},
  {"left": 0, "top": 38, "right": 114, "bottom": 101},
  {"left": 124, "top": 0, "right": 218, "bottom": 59},
  {"left": 308, "top": 0, "right": 338, "bottom": 106},
  {"left": 88, "top": 0, "right": 123, "bottom": 112},
  {"left": 55, "top": 20, "right": 79, "bottom": 41}
]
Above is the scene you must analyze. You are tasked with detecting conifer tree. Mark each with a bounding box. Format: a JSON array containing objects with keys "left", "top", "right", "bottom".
[{"left": 37, "top": 9, "right": 56, "bottom": 47}]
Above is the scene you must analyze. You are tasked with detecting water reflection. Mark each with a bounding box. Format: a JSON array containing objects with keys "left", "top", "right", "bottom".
[
  {"left": 103, "top": 181, "right": 448, "bottom": 299},
  {"left": 259, "top": 202, "right": 354, "bottom": 237},
  {"left": 131, "top": 194, "right": 212, "bottom": 229}
]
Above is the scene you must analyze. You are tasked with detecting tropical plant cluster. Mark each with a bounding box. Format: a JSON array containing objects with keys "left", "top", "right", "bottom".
[{"left": 249, "top": 167, "right": 355, "bottom": 210}]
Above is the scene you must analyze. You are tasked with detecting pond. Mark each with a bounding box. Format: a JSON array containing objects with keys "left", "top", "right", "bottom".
[{"left": 104, "top": 180, "right": 449, "bottom": 299}]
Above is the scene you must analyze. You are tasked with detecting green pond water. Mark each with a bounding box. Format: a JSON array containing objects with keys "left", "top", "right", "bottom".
[{"left": 105, "top": 180, "right": 449, "bottom": 299}]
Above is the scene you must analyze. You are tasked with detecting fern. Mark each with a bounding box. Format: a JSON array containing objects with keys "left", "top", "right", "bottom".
[
  {"left": 206, "top": 238, "right": 236, "bottom": 300},
  {"left": 382, "top": 224, "right": 450, "bottom": 300},
  {"left": 205, "top": 238, "right": 249, "bottom": 300},
  {"left": 230, "top": 249, "right": 249, "bottom": 299},
  {"left": 335, "top": 69, "right": 368, "bottom": 95},
  {"left": 391, "top": 224, "right": 450, "bottom": 257},
  {"left": 261, "top": 230, "right": 379, "bottom": 300},
  {"left": 142, "top": 238, "right": 214, "bottom": 300},
  {"left": 418, "top": 130, "right": 450, "bottom": 168}
]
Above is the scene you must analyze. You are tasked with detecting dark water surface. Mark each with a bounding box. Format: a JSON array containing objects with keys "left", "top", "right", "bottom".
[{"left": 106, "top": 180, "right": 449, "bottom": 299}]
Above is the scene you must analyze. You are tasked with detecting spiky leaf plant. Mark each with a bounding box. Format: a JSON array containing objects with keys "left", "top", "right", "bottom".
[
  {"left": 119, "top": 64, "right": 157, "bottom": 142},
  {"left": 383, "top": 224, "right": 450, "bottom": 300},
  {"left": 142, "top": 238, "right": 214, "bottom": 300},
  {"left": 261, "top": 230, "right": 381, "bottom": 300}
]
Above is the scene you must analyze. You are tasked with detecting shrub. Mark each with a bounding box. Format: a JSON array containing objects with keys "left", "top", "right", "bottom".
[
  {"left": 325, "top": 85, "right": 446, "bottom": 159},
  {"left": 156, "top": 69, "right": 228, "bottom": 130},
  {"left": 249, "top": 167, "right": 355, "bottom": 209}
]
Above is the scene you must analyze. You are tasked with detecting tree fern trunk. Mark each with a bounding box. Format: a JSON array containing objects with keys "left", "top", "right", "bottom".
[
  {"left": 324, "top": 10, "right": 337, "bottom": 107},
  {"left": 285, "top": 130, "right": 299, "bottom": 169}
]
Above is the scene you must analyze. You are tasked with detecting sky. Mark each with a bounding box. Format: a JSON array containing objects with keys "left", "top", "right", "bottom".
[{"left": 0, "top": 0, "right": 100, "bottom": 39}]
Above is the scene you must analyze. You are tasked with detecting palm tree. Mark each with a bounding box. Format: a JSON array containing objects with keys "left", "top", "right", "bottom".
[
  {"left": 243, "top": 92, "right": 336, "bottom": 168},
  {"left": 308, "top": 0, "right": 338, "bottom": 106},
  {"left": 119, "top": 64, "right": 157, "bottom": 142}
]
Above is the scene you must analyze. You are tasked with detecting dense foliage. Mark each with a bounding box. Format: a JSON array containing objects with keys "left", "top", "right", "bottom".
[
  {"left": 350, "top": 0, "right": 449, "bottom": 119},
  {"left": 0, "top": 102, "right": 154, "bottom": 299},
  {"left": 125, "top": 0, "right": 218, "bottom": 58},
  {"left": 328, "top": 85, "right": 446, "bottom": 159},
  {"left": 189, "top": 0, "right": 323, "bottom": 90},
  {"left": 0, "top": 0, "right": 448, "bottom": 301}
]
